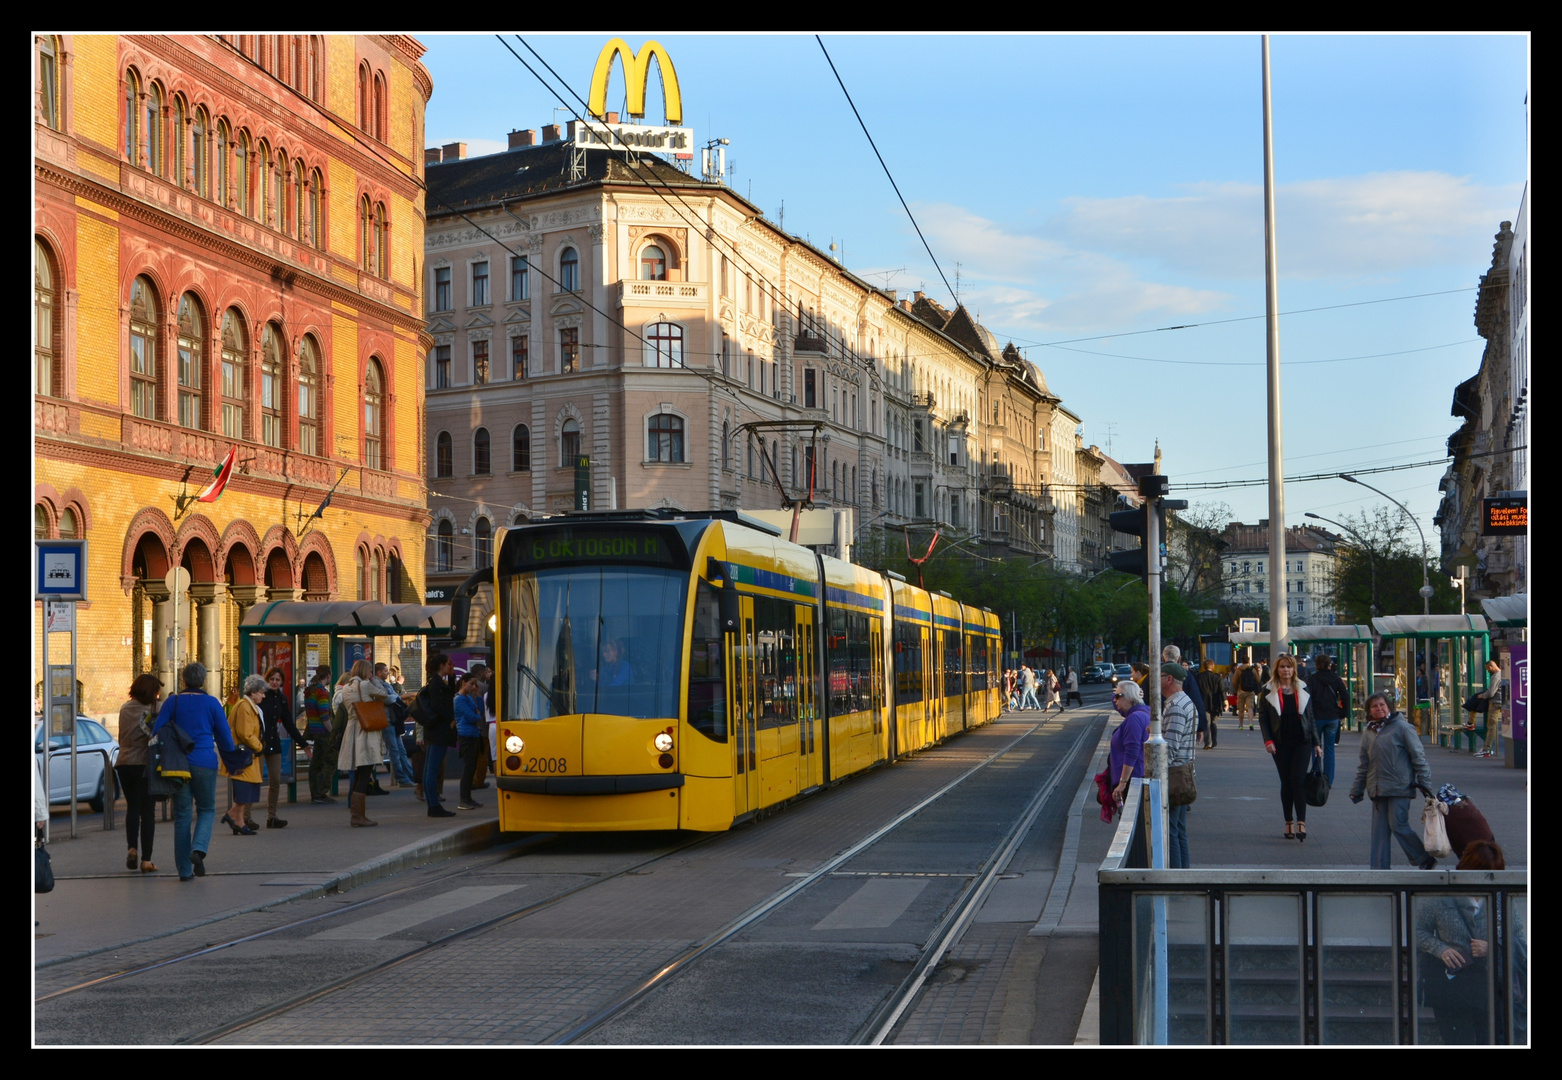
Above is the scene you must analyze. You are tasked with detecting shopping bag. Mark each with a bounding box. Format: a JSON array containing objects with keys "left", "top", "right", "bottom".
[{"left": 1421, "top": 797, "right": 1452, "bottom": 859}]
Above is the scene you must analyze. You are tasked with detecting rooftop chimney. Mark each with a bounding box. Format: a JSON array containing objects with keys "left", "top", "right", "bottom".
[
  {"left": 508, "top": 128, "right": 537, "bottom": 149},
  {"left": 541, "top": 124, "right": 562, "bottom": 143},
  {"left": 424, "top": 147, "right": 442, "bottom": 165},
  {"left": 914, "top": 290, "right": 926, "bottom": 303},
  {"left": 441, "top": 141, "right": 466, "bottom": 161},
  {"left": 605, "top": 111, "right": 619, "bottom": 124}
]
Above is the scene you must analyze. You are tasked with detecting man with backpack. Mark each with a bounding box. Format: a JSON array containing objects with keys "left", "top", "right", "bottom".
[{"left": 1235, "top": 656, "right": 1261, "bottom": 730}]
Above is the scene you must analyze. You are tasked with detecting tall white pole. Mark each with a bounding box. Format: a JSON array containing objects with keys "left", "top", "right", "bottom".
[{"left": 1262, "top": 36, "right": 1290, "bottom": 659}]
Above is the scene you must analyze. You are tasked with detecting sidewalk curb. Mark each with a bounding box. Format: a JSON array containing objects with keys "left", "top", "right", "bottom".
[{"left": 35, "top": 820, "right": 502, "bottom": 970}]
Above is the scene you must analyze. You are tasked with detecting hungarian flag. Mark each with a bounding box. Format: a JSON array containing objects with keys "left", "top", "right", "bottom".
[{"left": 197, "top": 445, "right": 239, "bottom": 503}]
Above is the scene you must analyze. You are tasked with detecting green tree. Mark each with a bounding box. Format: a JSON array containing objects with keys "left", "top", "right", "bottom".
[{"left": 1328, "top": 507, "right": 1460, "bottom": 623}]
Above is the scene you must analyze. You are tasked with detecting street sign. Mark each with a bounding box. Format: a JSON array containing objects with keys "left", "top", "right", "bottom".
[
  {"left": 35, "top": 538, "right": 87, "bottom": 601},
  {"left": 1239, "top": 618, "right": 1260, "bottom": 634}
]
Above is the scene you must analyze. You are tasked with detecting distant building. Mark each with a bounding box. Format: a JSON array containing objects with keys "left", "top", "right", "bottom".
[
  {"left": 1435, "top": 201, "right": 1528, "bottom": 604},
  {"left": 1220, "top": 521, "right": 1339, "bottom": 626}
]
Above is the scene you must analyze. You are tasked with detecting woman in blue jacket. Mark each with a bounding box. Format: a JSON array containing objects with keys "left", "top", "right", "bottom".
[
  {"left": 454, "top": 672, "right": 486, "bottom": 810},
  {"left": 153, "top": 662, "right": 237, "bottom": 882}
]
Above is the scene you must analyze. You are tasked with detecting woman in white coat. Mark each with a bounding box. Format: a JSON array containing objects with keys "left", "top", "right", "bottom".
[{"left": 335, "top": 659, "right": 396, "bottom": 827}]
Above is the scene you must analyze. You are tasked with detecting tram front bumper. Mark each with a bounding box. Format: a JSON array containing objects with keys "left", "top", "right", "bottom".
[{"left": 496, "top": 773, "right": 686, "bottom": 796}]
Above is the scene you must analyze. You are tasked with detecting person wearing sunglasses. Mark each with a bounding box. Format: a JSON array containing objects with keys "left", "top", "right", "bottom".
[{"left": 1108, "top": 679, "right": 1151, "bottom": 808}]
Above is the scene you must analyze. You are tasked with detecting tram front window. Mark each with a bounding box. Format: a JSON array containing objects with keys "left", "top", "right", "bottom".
[{"left": 504, "top": 566, "right": 687, "bottom": 720}]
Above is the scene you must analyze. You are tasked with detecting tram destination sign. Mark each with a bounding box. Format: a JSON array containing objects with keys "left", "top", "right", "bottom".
[
  {"left": 502, "top": 524, "right": 687, "bottom": 572},
  {"left": 1482, "top": 497, "right": 1527, "bottom": 535}
]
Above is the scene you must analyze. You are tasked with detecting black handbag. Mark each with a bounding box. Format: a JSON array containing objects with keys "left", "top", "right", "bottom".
[
  {"left": 1462, "top": 693, "right": 1491, "bottom": 714},
  {"left": 219, "top": 745, "right": 255, "bottom": 774},
  {"left": 1305, "top": 752, "right": 1331, "bottom": 807},
  {"left": 146, "top": 707, "right": 195, "bottom": 796},
  {"left": 35, "top": 839, "right": 54, "bottom": 894}
]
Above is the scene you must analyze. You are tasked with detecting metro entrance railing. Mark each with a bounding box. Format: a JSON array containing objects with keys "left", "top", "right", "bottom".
[{"left": 1098, "top": 779, "right": 1527, "bottom": 1045}]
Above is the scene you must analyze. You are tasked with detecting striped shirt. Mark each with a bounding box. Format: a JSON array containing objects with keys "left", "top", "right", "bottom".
[{"left": 1162, "top": 691, "right": 1200, "bottom": 767}]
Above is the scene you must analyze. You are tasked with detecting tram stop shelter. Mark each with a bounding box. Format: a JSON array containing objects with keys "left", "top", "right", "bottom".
[
  {"left": 1228, "top": 630, "right": 1270, "bottom": 665},
  {"left": 1287, "top": 624, "right": 1376, "bottom": 730},
  {"left": 1370, "top": 614, "right": 1490, "bottom": 749},
  {"left": 237, "top": 601, "right": 452, "bottom": 798},
  {"left": 1481, "top": 595, "right": 1528, "bottom": 638}
]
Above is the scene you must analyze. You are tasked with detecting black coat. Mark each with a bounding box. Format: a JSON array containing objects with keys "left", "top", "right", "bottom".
[
  {"left": 1305, "top": 670, "right": 1348, "bottom": 722},
  {"left": 259, "top": 687, "right": 304, "bottom": 753},
  {"left": 1257, "top": 683, "right": 1320, "bottom": 749},
  {"left": 418, "top": 675, "right": 459, "bottom": 747}
]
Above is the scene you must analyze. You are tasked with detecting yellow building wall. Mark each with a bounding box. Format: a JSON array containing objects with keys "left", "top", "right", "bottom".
[
  {"left": 393, "top": 334, "right": 421, "bottom": 475},
  {"left": 73, "top": 210, "right": 121, "bottom": 409},
  {"left": 387, "top": 60, "right": 421, "bottom": 172},
  {"left": 390, "top": 189, "right": 421, "bottom": 288},
  {"left": 70, "top": 35, "right": 120, "bottom": 151},
  {"left": 326, "top": 35, "right": 358, "bottom": 136},
  {"left": 327, "top": 157, "right": 358, "bottom": 265},
  {"left": 332, "top": 309, "right": 359, "bottom": 459}
]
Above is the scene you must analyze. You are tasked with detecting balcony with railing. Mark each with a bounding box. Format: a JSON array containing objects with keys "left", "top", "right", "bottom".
[{"left": 618, "top": 279, "right": 707, "bottom": 309}]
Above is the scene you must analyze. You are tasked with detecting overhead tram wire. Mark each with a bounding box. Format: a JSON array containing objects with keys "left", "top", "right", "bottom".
[
  {"left": 815, "top": 35, "right": 956, "bottom": 305},
  {"left": 1031, "top": 337, "right": 1481, "bottom": 369}
]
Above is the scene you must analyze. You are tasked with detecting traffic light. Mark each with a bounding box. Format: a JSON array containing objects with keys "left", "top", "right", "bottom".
[{"left": 1107, "top": 500, "right": 1168, "bottom": 585}]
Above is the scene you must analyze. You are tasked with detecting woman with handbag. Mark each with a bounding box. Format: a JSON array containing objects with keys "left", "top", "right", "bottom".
[
  {"left": 1257, "top": 654, "right": 1323, "bottom": 842},
  {"left": 335, "top": 660, "right": 396, "bottom": 827},
  {"left": 152, "top": 662, "right": 238, "bottom": 882},
  {"left": 1349, "top": 693, "right": 1437, "bottom": 870},
  {"left": 220, "top": 675, "right": 267, "bottom": 836},
  {"left": 116, "top": 674, "right": 163, "bottom": 873}
]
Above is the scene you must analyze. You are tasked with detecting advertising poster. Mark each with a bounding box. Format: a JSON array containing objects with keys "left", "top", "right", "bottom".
[
  {"left": 252, "top": 637, "right": 293, "bottom": 691},
  {"left": 342, "top": 639, "right": 374, "bottom": 671}
]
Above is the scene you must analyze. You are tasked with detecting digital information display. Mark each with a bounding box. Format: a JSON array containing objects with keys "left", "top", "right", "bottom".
[
  {"left": 1483, "top": 498, "right": 1528, "bottom": 536},
  {"left": 502, "top": 525, "right": 687, "bottom": 572}
]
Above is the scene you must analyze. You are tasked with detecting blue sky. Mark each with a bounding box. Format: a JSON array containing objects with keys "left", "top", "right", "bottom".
[{"left": 422, "top": 32, "right": 1529, "bottom": 543}]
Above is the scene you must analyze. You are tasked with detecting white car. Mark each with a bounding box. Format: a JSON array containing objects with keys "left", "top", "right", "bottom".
[{"left": 34, "top": 717, "right": 119, "bottom": 812}]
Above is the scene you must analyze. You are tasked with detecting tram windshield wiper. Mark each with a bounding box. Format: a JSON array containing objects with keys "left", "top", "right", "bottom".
[{"left": 515, "top": 662, "right": 560, "bottom": 718}]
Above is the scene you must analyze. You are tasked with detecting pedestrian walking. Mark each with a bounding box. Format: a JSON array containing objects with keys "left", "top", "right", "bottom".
[
  {"left": 152, "top": 662, "right": 237, "bottom": 883},
  {"left": 1108, "top": 679, "right": 1151, "bottom": 809},
  {"left": 1065, "top": 667, "right": 1083, "bottom": 708},
  {"left": 335, "top": 660, "right": 396, "bottom": 827},
  {"left": 1196, "top": 660, "right": 1224, "bottom": 749},
  {"left": 1257, "top": 654, "right": 1323, "bottom": 842},
  {"left": 303, "top": 665, "right": 335, "bottom": 804},
  {"left": 1234, "top": 657, "right": 1261, "bottom": 729},
  {"left": 455, "top": 672, "right": 487, "bottom": 809},
  {"left": 418, "top": 652, "right": 459, "bottom": 818},
  {"left": 1004, "top": 669, "right": 1017, "bottom": 711},
  {"left": 115, "top": 674, "right": 162, "bottom": 874},
  {"left": 220, "top": 675, "right": 267, "bottom": 836},
  {"left": 1045, "top": 669, "right": 1063, "bottom": 713},
  {"left": 258, "top": 667, "right": 304, "bottom": 828},
  {"left": 1160, "top": 663, "right": 1199, "bottom": 869},
  {"left": 1304, "top": 654, "right": 1347, "bottom": 783},
  {"left": 1349, "top": 692, "right": 1437, "bottom": 869},
  {"left": 1018, "top": 665, "right": 1041, "bottom": 711}
]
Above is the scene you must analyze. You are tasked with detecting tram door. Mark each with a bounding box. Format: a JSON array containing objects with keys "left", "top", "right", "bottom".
[
  {"left": 924, "top": 626, "right": 939, "bottom": 745},
  {"left": 730, "top": 597, "right": 759, "bottom": 816},
  {"left": 796, "top": 608, "right": 821, "bottom": 791},
  {"left": 870, "top": 619, "right": 886, "bottom": 763}
]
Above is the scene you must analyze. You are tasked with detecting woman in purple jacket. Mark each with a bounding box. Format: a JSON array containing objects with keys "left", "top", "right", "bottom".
[{"left": 1109, "top": 679, "right": 1152, "bottom": 808}]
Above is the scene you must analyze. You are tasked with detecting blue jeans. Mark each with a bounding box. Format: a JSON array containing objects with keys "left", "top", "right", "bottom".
[
  {"left": 423, "top": 743, "right": 449, "bottom": 808},
  {"left": 1315, "top": 721, "right": 1340, "bottom": 784},
  {"left": 1168, "top": 803, "right": 1191, "bottom": 869},
  {"left": 386, "top": 729, "right": 416, "bottom": 784},
  {"left": 1019, "top": 689, "right": 1041, "bottom": 711},
  {"left": 1370, "top": 796, "right": 1430, "bottom": 869},
  {"left": 172, "top": 765, "right": 218, "bottom": 879}
]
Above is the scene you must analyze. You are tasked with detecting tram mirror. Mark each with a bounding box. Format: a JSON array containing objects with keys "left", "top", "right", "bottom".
[{"left": 720, "top": 578, "right": 740, "bottom": 636}]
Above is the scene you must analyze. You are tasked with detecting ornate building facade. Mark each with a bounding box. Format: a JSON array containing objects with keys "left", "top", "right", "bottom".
[{"left": 34, "top": 34, "right": 433, "bottom": 716}]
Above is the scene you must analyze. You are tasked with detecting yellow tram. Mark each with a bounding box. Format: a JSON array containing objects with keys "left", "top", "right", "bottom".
[{"left": 449, "top": 510, "right": 1002, "bottom": 833}]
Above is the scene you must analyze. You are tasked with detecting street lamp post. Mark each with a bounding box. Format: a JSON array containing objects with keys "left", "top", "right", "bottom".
[
  {"left": 1305, "top": 511, "right": 1378, "bottom": 619},
  {"left": 1339, "top": 474, "right": 1433, "bottom": 616}
]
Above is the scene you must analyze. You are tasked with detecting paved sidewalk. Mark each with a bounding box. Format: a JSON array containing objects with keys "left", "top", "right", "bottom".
[{"left": 34, "top": 774, "right": 500, "bottom": 966}]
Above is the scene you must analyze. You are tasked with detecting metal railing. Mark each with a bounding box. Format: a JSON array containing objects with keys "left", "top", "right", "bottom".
[{"left": 1098, "top": 780, "right": 1528, "bottom": 1045}]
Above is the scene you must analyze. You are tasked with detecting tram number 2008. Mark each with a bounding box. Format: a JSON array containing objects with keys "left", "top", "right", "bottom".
[{"left": 523, "top": 757, "right": 568, "bottom": 774}]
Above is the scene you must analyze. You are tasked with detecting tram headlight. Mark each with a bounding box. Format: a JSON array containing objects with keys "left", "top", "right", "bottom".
[
  {"left": 653, "top": 733, "right": 673, "bottom": 752},
  {"left": 505, "top": 735, "right": 525, "bottom": 755}
]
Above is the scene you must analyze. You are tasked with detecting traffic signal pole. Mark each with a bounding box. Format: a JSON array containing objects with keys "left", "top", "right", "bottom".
[{"left": 1145, "top": 490, "right": 1166, "bottom": 802}]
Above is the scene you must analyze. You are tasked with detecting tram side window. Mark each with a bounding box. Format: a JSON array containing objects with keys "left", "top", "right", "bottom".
[
  {"left": 967, "top": 634, "right": 989, "bottom": 692},
  {"left": 944, "top": 630, "right": 963, "bottom": 697},
  {"left": 894, "top": 618, "right": 922, "bottom": 704},
  {"left": 755, "top": 595, "right": 794, "bottom": 728},
  {"left": 688, "top": 580, "right": 727, "bottom": 741},
  {"left": 847, "top": 613, "right": 872, "bottom": 711},
  {"left": 827, "top": 606, "right": 851, "bottom": 716},
  {"left": 869, "top": 615, "right": 885, "bottom": 713}
]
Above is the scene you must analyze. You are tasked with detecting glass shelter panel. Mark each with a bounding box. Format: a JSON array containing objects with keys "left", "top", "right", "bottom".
[
  {"left": 1413, "top": 893, "right": 1495, "bottom": 1045},
  {"left": 1318, "top": 893, "right": 1397, "bottom": 1045},
  {"left": 1225, "top": 893, "right": 1303, "bottom": 1044},
  {"left": 1509, "top": 895, "right": 1527, "bottom": 1045},
  {"left": 1165, "top": 894, "right": 1211, "bottom": 1044}
]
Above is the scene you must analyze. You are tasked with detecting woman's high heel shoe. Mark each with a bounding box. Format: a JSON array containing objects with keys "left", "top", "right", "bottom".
[
  {"left": 222, "top": 814, "right": 242, "bottom": 835},
  {"left": 1283, "top": 824, "right": 1294, "bottom": 840},
  {"left": 1296, "top": 824, "right": 1307, "bottom": 843}
]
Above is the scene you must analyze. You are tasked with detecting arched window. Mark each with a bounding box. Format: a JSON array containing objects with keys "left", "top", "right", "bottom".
[
  {"left": 387, "top": 551, "right": 403, "bottom": 603},
  {"left": 293, "top": 160, "right": 305, "bottom": 239},
  {"left": 747, "top": 438, "right": 755, "bottom": 478},
  {"left": 513, "top": 425, "right": 531, "bottom": 471},
  {"left": 646, "top": 322, "right": 683, "bottom": 368},
  {"left": 273, "top": 149, "right": 286, "bottom": 231},
  {"left": 474, "top": 517, "right": 492, "bottom": 567},
  {"left": 59, "top": 507, "right": 78, "bottom": 540},
  {"left": 473, "top": 427, "right": 491, "bottom": 475},
  {"left": 260, "top": 322, "right": 284, "bottom": 447},
  {"left": 561, "top": 419, "right": 580, "bottom": 462},
  {"left": 559, "top": 247, "right": 579, "bottom": 292},
  {"left": 358, "top": 62, "right": 369, "bottom": 131},
  {"left": 374, "top": 203, "right": 388, "bottom": 278},
  {"left": 34, "top": 239, "right": 56, "bottom": 398},
  {"left": 191, "top": 107, "right": 208, "bottom": 197},
  {"left": 640, "top": 244, "right": 666, "bottom": 281},
  {"left": 721, "top": 422, "right": 730, "bottom": 470},
  {"left": 309, "top": 168, "right": 323, "bottom": 249},
  {"left": 176, "top": 293, "right": 205, "bottom": 429},
  {"left": 360, "top": 195, "right": 373, "bottom": 270},
  {"left": 235, "top": 131, "right": 252, "bottom": 216},
  {"left": 124, "top": 70, "right": 139, "bottom": 164},
  {"left": 436, "top": 431, "right": 453, "bottom": 477},
  {"left": 372, "top": 549, "right": 382, "bottom": 602},
  {"left": 220, "top": 308, "right": 247, "bottom": 439},
  {"left": 648, "top": 414, "right": 684, "bottom": 463},
  {"left": 297, "top": 334, "right": 320, "bottom": 455},
  {"left": 216, "top": 119, "right": 231, "bottom": 206},
  {"left": 38, "top": 36, "right": 59, "bottom": 130},
  {"left": 436, "top": 520, "right": 454, "bottom": 573},
  {"left": 146, "top": 82, "right": 164, "bottom": 177},
  {"left": 364, "top": 359, "right": 385, "bottom": 470},
  {"left": 172, "top": 96, "right": 187, "bottom": 187},
  {"left": 355, "top": 547, "right": 365, "bottom": 600},
  {"left": 257, "top": 139, "right": 271, "bottom": 225},
  {"left": 372, "top": 71, "right": 386, "bottom": 141},
  {"left": 129, "top": 276, "right": 160, "bottom": 419},
  {"left": 35, "top": 505, "right": 50, "bottom": 540}
]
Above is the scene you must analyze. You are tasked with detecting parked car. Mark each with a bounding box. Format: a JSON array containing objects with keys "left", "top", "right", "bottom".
[
  {"left": 34, "top": 717, "right": 119, "bottom": 812},
  {"left": 1085, "top": 663, "right": 1114, "bottom": 684}
]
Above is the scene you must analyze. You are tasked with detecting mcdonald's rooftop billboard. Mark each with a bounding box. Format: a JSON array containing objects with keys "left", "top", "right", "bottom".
[{"left": 568, "top": 118, "right": 694, "bottom": 160}]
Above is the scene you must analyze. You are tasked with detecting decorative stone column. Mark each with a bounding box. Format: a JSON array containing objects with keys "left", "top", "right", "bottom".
[
  {"left": 189, "top": 582, "right": 227, "bottom": 693},
  {"left": 146, "top": 584, "right": 173, "bottom": 696}
]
